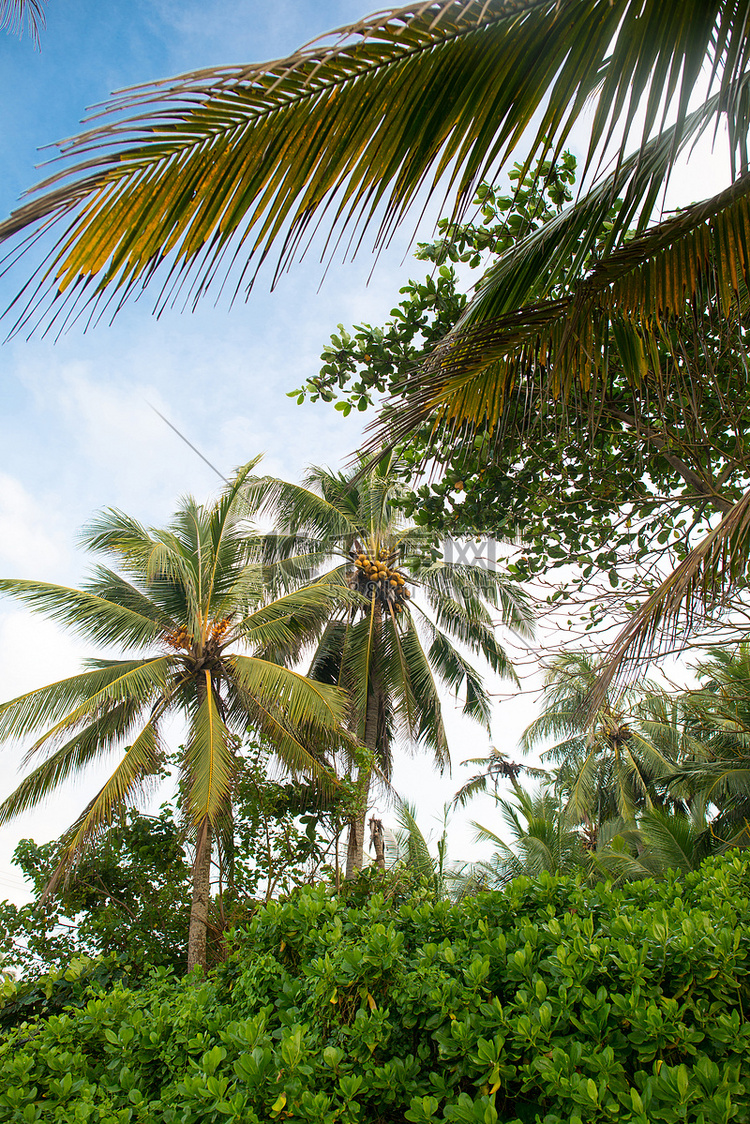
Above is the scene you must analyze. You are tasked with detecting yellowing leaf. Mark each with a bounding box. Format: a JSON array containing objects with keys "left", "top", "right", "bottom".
[
  {"left": 366, "top": 992, "right": 377, "bottom": 1011},
  {"left": 270, "top": 1091, "right": 287, "bottom": 1115}
]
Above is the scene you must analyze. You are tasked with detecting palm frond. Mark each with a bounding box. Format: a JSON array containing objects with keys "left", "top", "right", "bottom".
[
  {"left": 394, "top": 614, "right": 450, "bottom": 767},
  {"left": 1, "top": 0, "right": 738, "bottom": 331},
  {"left": 419, "top": 559, "right": 534, "bottom": 636},
  {"left": 587, "top": 487, "right": 750, "bottom": 716},
  {"left": 0, "top": 656, "right": 172, "bottom": 750},
  {"left": 0, "top": 577, "right": 167, "bottom": 649},
  {"left": 0, "top": 700, "right": 149, "bottom": 825},
  {"left": 0, "top": 0, "right": 46, "bottom": 45},
  {"left": 44, "top": 721, "right": 163, "bottom": 894},
  {"left": 182, "top": 673, "right": 235, "bottom": 826}
]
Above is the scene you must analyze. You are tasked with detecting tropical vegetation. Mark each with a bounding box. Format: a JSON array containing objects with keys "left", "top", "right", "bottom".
[
  {"left": 251, "top": 453, "right": 531, "bottom": 876},
  {"left": 2, "top": 852, "right": 750, "bottom": 1121},
  {"left": 3, "top": 6, "right": 750, "bottom": 1119},
  {"left": 0, "top": 462, "right": 352, "bottom": 969}
]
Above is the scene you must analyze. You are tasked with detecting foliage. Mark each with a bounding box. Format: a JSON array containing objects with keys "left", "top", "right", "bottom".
[
  {"left": 294, "top": 156, "right": 750, "bottom": 656},
  {"left": 251, "top": 453, "right": 531, "bottom": 874},
  {"left": 0, "top": 807, "right": 191, "bottom": 978},
  {"left": 2, "top": 852, "right": 750, "bottom": 1120},
  {"left": 0, "top": 461, "right": 351, "bottom": 968},
  {"left": 0, "top": 741, "right": 353, "bottom": 981},
  {"left": 465, "top": 787, "right": 590, "bottom": 891},
  {"left": 1, "top": 0, "right": 748, "bottom": 366}
]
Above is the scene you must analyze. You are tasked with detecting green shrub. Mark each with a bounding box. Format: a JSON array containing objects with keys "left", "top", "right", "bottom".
[{"left": 1, "top": 854, "right": 749, "bottom": 1122}]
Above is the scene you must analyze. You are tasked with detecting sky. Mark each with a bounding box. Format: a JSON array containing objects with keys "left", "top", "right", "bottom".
[{"left": 0, "top": 1, "right": 737, "bottom": 904}]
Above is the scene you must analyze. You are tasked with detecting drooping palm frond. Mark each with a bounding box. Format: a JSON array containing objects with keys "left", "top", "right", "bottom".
[
  {"left": 182, "top": 675, "right": 235, "bottom": 827},
  {"left": 0, "top": 0, "right": 46, "bottom": 46},
  {"left": 0, "top": 578, "right": 168, "bottom": 650},
  {"left": 0, "top": 657, "right": 172, "bottom": 755},
  {"left": 46, "top": 720, "right": 164, "bottom": 892},
  {"left": 586, "top": 487, "right": 750, "bottom": 715},
  {"left": 0, "top": 0, "right": 743, "bottom": 333},
  {"left": 373, "top": 172, "right": 750, "bottom": 455}
]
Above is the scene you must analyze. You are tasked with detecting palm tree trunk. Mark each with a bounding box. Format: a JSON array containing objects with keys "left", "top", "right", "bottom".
[
  {"left": 345, "top": 768, "right": 371, "bottom": 880},
  {"left": 187, "top": 819, "right": 212, "bottom": 972},
  {"left": 345, "top": 674, "right": 383, "bottom": 879}
]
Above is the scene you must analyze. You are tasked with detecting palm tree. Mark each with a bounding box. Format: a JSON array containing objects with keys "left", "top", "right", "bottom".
[
  {"left": 0, "top": 462, "right": 350, "bottom": 970},
  {"left": 594, "top": 799, "right": 724, "bottom": 883},
  {"left": 521, "top": 653, "right": 680, "bottom": 838},
  {"left": 665, "top": 645, "right": 750, "bottom": 844},
  {"left": 462, "top": 786, "right": 589, "bottom": 891},
  {"left": 387, "top": 800, "right": 455, "bottom": 898},
  {"left": 253, "top": 453, "right": 532, "bottom": 877}
]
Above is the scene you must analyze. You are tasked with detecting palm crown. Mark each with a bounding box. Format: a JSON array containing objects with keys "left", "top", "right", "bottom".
[{"left": 0, "top": 461, "right": 350, "bottom": 968}]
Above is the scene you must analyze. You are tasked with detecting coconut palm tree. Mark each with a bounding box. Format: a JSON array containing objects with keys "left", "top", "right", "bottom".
[
  {"left": 0, "top": 462, "right": 351, "bottom": 970},
  {"left": 521, "top": 653, "right": 681, "bottom": 838},
  {"left": 252, "top": 453, "right": 532, "bottom": 876}
]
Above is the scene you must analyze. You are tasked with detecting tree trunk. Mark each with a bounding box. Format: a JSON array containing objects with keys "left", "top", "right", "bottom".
[
  {"left": 187, "top": 819, "right": 212, "bottom": 972},
  {"left": 370, "top": 817, "right": 386, "bottom": 870},
  {"left": 345, "top": 603, "right": 385, "bottom": 880},
  {"left": 345, "top": 766, "right": 371, "bottom": 880}
]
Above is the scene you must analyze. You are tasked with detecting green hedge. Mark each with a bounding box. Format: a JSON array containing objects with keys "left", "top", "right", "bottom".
[{"left": 2, "top": 853, "right": 750, "bottom": 1123}]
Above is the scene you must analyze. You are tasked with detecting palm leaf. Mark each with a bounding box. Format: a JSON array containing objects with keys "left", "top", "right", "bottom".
[
  {"left": 0, "top": 577, "right": 167, "bottom": 649},
  {"left": 586, "top": 487, "right": 750, "bottom": 716},
  {"left": 44, "top": 720, "right": 163, "bottom": 893},
  {"left": 182, "top": 673, "right": 235, "bottom": 826},
  {"left": 0, "top": 656, "right": 172, "bottom": 750},
  {"left": 0, "top": 0, "right": 739, "bottom": 331},
  {"left": 0, "top": 699, "right": 150, "bottom": 824},
  {"left": 0, "top": 0, "right": 45, "bottom": 45}
]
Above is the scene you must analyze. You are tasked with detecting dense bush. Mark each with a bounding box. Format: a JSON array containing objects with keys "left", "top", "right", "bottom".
[{"left": 1, "top": 854, "right": 749, "bottom": 1123}]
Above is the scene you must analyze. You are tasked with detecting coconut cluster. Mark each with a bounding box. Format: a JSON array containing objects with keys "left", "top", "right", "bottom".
[
  {"left": 164, "top": 618, "right": 230, "bottom": 653},
  {"left": 349, "top": 547, "right": 410, "bottom": 614}
]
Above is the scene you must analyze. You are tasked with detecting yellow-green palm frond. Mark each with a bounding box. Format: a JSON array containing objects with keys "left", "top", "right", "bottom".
[
  {"left": 249, "top": 473, "right": 358, "bottom": 543},
  {"left": 1, "top": 0, "right": 738, "bottom": 331},
  {"left": 231, "top": 580, "right": 356, "bottom": 657},
  {"left": 227, "top": 654, "right": 350, "bottom": 780},
  {"left": 0, "top": 656, "right": 172, "bottom": 750},
  {"left": 44, "top": 720, "right": 163, "bottom": 895},
  {"left": 181, "top": 674, "right": 235, "bottom": 827},
  {"left": 0, "top": 577, "right": 169, "bottom": 650},
  {"left": 0, "top": 699, "right": 150, "bottom": 825},
  {"left": 373, "top": 171, "right": 750, "bottom": 453}
]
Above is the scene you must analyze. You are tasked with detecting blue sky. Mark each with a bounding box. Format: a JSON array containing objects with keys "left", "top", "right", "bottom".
[{"left": 0, "top": 2, "right": 736, "bottom": 904}]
